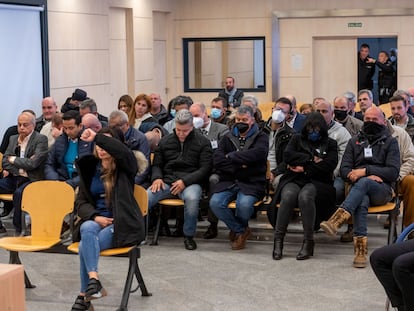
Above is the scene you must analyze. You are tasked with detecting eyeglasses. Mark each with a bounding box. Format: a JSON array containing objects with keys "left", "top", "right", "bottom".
[{"left": 273, "top": 108, "right": 289, "bottom": 114}]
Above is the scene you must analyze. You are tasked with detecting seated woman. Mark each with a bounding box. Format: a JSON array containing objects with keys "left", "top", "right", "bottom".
[
  {"left": 129, "top": 93, "right": 159, "bottom": 133},
  {"left": 118, "top": 94, "right": 133, "bottom": 115},
  {"left": 71, "top": 127, "right": 145, "bottom": 311},
  {"left": 271, "top": 112, "right": 338, "bottom": 260},
  {"left": 370, "top": 239, "right": 414, "bottom": 311}
]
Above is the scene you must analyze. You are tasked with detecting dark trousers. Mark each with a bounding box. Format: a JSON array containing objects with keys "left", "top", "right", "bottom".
[
  {"left": 0, "top": 175, "right": 31, "bottom": 233},
  {"left": 275, "top": 182, "right": 316, "bottom": 240},
  {"left": 370, "top": 239, "right": 414, "bottom": 311}
]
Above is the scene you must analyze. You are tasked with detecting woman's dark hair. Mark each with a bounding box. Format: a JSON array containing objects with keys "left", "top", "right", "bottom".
[
  {"left": 301, "top": 112, "right": 328, "bottom": 139},
  {"left": 98, "top": 127, "right": 125, "bottom": 143}
]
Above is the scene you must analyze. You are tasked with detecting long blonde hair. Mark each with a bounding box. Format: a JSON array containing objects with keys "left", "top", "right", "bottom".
[{"left": 101, "top": 158, "right": 116, "bottom": 205}]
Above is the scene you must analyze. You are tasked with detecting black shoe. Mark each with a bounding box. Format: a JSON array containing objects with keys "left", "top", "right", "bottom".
[
  {"left": 296, "top": 240, "right": 314, "bottom": 260},
  {"left": 203, "top": 224, "right": 218, "bottom": 239},
  {"left": 71, "top": 295, "right": 92, "bottom": 311},
  {"left": 85, "top": 278, "right": 107, "bottom": 302},
  {"left": 184, "top": 236, "right": 197, "bottom": 250},
  {"left": 272, "top": 238, "right": 283, "bottom": 260}
]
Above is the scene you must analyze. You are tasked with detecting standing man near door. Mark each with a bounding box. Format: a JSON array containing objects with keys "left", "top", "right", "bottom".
[{"left": 358, "top": 43, "right": 376, "bottom": 92}]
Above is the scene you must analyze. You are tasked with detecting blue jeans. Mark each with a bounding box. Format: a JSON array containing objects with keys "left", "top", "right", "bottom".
[
  {"left": 342, "top": 177, "right": 392, "bottom": 236},
  {"left": 78, "top": 221, "right": 113, "bottom": 293},
  {"left": 209, "top": 185, "right": 257, "bottom": 234},
  {"left": 147, "top": 183, "right": 202, "bottom": 237},
  {"left": 334, "top": 176, "right": 346, "bottom": 206},
  {"left": 0, "top": 175, "right": 30, "bottom": 233}
]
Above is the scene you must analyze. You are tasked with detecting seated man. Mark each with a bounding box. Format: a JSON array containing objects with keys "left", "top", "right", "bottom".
[
  {"left": 0, "top": 112, "right": 48, "bottom": 234},
  {"left": 108, "top": 110, "right": 151, "bottom": 186},
  {"left": 320, "top": 106, "right": 400, "bottom": 268},
  {"left": 79, "top": 98, "right": 108, "bottom": 126},
  {"left": 147, "top": 109, "right": 213, "bottom": 250},
  {"left": 82, "top": 113, "right": 102, "bottom": 133},
  {"left": 210, "top": 105, "right": 268, "bottom": 250},
  {"left": 189, "top": 101, "right": 229, "bottom": 239},
  {"left": 44, "top": 110, "right": 94, "bottom": 188}
]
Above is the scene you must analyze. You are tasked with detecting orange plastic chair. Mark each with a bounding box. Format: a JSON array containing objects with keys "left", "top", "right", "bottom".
[{"left": 0, "top": 180, "right": 75, "bottom": 288}]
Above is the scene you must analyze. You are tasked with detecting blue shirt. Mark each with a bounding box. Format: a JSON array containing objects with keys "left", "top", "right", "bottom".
[{"left": 90, "top": 164, "right": 113, "bottom": 218}]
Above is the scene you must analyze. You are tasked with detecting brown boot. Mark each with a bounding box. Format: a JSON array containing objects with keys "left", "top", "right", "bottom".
[
  {"left": 353, "top": 236, "right": 367, "bottom": 268},
  {"left": 231, "top": 227, "right": 251, "bottom": 250},
  {"left": 320, "top": 208, "right": 351, "bottom": 236}
]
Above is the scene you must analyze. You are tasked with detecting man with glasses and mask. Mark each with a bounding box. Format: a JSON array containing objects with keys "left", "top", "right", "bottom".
[
  {"left": 0, "top": 112, "right": 48, "bottom": 235},
  {"left": 265, "top": 97, "right": 296, "bottom": 190},
  {"left": 210, "top": 105, "right": 268, "bottom": 250}
]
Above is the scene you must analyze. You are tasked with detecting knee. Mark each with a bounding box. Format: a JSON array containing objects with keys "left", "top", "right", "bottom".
[
  {"left": 80, "top": 220, "right": 98, "bottom": 234},
  {"left": 183, "top": 186, "right": 202, "bottom": 202}
]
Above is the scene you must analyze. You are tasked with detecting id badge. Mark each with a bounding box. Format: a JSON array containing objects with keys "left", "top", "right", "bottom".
[
  {"left": 364, "top": 147, "right": 373, "bottom": 158},
  {"left": 211, "top": 140, "right": 218, "bottom": 149}
]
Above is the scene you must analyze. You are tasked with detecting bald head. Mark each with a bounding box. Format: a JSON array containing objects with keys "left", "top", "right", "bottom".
[
  {"left": 82, "top": 113, "right": 102, "bottom": 132},
  {"left": 364, "top": 106, "right": 386, "bottom": 125}
]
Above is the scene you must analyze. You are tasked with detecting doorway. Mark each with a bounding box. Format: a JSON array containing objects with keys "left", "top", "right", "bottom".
[{"left": 357, "top": 37, "right": 397, "bottom": 104}]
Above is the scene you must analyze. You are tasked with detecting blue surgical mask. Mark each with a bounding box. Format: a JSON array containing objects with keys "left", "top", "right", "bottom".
[
  {"left": 170, "top": 109, "right": 176, "bottom": 118},
  {"left": 308, "top": 131, "right": 321, "bottom": 142},
  {"left": 211, "top": 108, "right": 222, "bottom": 119}
]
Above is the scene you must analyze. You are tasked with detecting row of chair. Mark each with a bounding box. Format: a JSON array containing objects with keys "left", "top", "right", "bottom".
[{"left": 0, "top": 181, "right": 151, "bottom": 311}]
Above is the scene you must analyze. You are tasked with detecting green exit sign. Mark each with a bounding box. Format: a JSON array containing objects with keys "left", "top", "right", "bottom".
[{"left": 348, "top": 22, "right": 362, "bottom": 28}]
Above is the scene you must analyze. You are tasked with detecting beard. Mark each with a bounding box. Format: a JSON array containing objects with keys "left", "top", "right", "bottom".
[{"left": 393, "top": 114, "right": 402, "bottom": 122}]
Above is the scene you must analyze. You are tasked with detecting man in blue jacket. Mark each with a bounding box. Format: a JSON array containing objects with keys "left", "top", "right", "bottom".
[
  {"left": 210, "top": 105, "right": 268, "bottom": 250},
  {"left": 44, "top": 110, "right": 94, "bottom": 188}
]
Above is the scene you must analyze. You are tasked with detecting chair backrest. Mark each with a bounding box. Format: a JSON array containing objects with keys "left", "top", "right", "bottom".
[
  {"left": 134, "top": 184, "right": 148, "bottom": 217},
  {"left": 22, "top": 181, "right": 75, "bottom": 240}
]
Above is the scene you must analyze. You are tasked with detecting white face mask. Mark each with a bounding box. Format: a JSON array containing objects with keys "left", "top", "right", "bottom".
[
  {"left": 272, "top": 110, "right": 286, "bottom": 124},
  {"left": 193, "top": 117, "right": 204, "bottom": 129}
]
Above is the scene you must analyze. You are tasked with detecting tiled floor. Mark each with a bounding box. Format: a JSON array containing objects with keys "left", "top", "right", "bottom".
[{"left": 0, "top": 212, "right": 395, "bottom": 311}]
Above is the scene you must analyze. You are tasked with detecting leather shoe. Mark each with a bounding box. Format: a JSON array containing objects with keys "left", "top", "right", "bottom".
[
  {"left": 272, "top": 238, "right": 283, "bottom": 260},
  {"left": 296, "top": 240, "right": 314, "bottom": 260},
  {"left": 231, "top": 227, "right": 251, "bottom": 250},
  {"left": 184, "top": 237, "right": 197, "bottom": 250},
  {"left": 203, "top": 224, "right": 218, "bottom": 239}
]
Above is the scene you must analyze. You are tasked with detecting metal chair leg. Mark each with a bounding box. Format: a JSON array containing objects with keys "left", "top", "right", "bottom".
[
  {"left": 150, "top": 205, "right": 162, "bottom": 246},
  {"left": 117, "top": 247, "right": 151, "bottom": 311},
  {"left": 9, "top": 251, "right": 36, "bottom": 288}
]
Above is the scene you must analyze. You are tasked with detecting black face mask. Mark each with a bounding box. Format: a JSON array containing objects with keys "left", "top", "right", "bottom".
[
  {"left": 235, "top": 122, "right": 250, "bottom": 134},
  {"left": 363, "top": 121, "right": 384, "bottom": 135},
  {"left": 334, "top": 109, "right": 348, "bottom": 121}
]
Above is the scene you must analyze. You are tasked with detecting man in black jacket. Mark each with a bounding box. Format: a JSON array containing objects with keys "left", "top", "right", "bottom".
[
  {"left": 358, "top": 43, "right": 375, "bottom": 91},
  {"left": 368, "top": 51, "right": 396, "bottom": 104},
  {"left": 210, "top": 105, "right": 268, "bottom": 250},
  {"left": 320, "top": 106, "right": 400, "bottom": 268},
  {"left": 147, "top": 109, "right": 213, "bottom": 250}
]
